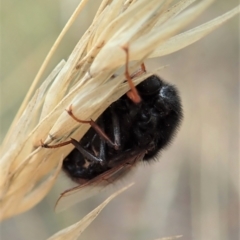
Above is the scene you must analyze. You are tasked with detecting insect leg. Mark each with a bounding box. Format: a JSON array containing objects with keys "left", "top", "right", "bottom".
[
  {"left": 122, "top": 45, "right": 141, "bottom": 104},
  {"left": 130, "top": 63, "right": 147, "bottom": 79},
  {"left": 42, "top": 138, "right": 105, "bottom": 164},
  {"left": 92, "top": 118, "right": 106, "bottom": 162},
  {"left": 66, "top": 105, "right": 120, "bottom": 150},
  {"left": 98, "top": 137, "right": 106, "bottom": 162},
  {"left": 140, "top": 63, "right": 146, "bottom": 72},
  {"left": 70, "top": 138, "right": 105, "bottom": 164},
  {"left": 110, "top": 106, "right": 121, "bottom": 148},
  {"left": 41, "top": 139, "right": 72, "bottom": 148}
]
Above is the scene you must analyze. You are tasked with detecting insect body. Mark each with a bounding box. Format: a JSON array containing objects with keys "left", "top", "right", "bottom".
[
  {"left": 63, "top": 75, "right": 182, "bottom": 183},
  {"left": 42, "top": 50, "right": 183, "bottom": 210}
]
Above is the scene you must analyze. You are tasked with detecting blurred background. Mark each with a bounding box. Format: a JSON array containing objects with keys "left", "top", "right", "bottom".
[{"left": 1, "top": 0, "right": 239, "bottom": 239}]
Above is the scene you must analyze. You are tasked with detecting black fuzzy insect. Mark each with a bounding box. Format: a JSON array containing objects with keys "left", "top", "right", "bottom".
[
  {"left": 42, "top": 55, "right": 183, "bottom": 211},
  {"left": 62, "top": 74, "right": 183, "bottom": 183}
]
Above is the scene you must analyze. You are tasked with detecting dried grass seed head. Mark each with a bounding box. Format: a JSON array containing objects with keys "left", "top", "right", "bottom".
[{"left": 0, "top": 0, "right": 239, "bottom": 220}]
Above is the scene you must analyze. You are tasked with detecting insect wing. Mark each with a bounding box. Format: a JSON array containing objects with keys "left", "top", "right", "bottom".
[{"left": 55, "top": 153, "right": 145, "bottom": 212}]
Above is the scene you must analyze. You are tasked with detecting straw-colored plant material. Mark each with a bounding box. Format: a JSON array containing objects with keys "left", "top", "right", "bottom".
[
  {"left": 48, "top": 183, "right": 181, "bottom": 240},
  {"left": 48, "top": 183, "right": 133, "bottom": 240},
  {"left": 0, "top": 0, "right": 239, "bottom": 221}
]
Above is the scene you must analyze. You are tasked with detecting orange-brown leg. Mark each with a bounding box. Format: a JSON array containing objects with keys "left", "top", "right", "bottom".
[
  {"left": 41, "top": 139, "right": 72, "bottom": 148},
  {"left": 140, "top": 63, "right": 146, "bottom": 72},
  {"left": 122, "top": 46, "right": 142, "bottom": 104},
  {"left": 41, "top": 105, "right": 120, "bottom": 150},
  {"left": 66, "top": 105, "right": 119, "bottom": 150},
  {"left": 130, "top": 63, "right": 147, "bottom": 79}
]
